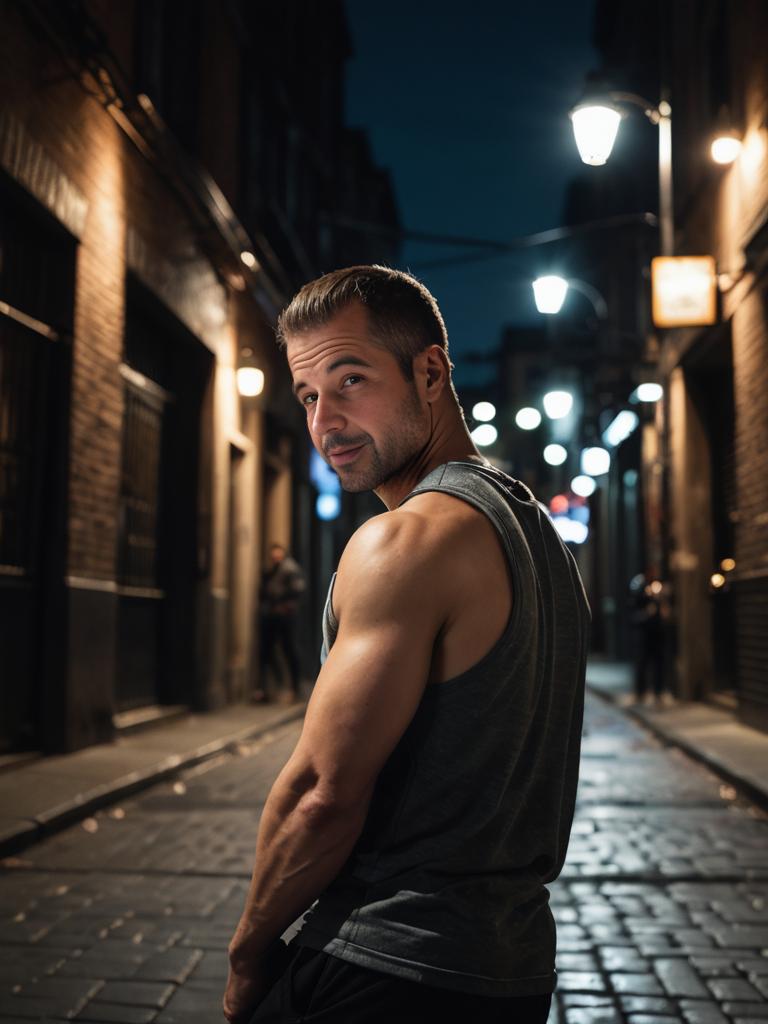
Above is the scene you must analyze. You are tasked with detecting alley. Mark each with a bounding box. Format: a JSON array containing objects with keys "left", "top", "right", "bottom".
[{"left": 2, "top": 695, "right": 768, "bottom": 1024}]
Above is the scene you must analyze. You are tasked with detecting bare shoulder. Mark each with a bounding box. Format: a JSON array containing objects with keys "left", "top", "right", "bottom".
[
  {"left": 338, "top": 493, "right": 479, "bottom": 577},
  {"left": 332, "top": 491, "right": 500, "bottom": 631}
]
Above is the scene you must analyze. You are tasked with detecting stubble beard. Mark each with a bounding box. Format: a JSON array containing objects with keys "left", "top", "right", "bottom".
[{"left": 326, "top": 384, "right": 428, "bottom": 494}]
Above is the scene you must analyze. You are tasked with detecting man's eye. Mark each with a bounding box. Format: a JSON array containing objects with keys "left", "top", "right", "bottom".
[
  {"left": 302, "top": 394, "right": 317, "bottom": 407},
  {"left": 343, "top": 375, "right": 362, "bottom": 386}
]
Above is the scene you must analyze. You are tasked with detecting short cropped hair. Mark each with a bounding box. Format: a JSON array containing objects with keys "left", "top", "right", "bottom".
[{"left": 276, "top": 265, "right": 451, "bottom": 381}]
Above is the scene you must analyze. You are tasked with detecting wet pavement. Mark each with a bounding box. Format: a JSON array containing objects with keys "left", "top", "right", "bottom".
[{"left": 1, "top": 695, "right": 768, "bottom": 1023}]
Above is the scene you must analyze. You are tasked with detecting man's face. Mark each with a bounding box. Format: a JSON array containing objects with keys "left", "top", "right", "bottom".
[
  {"left": 270, "top": 546, "right": 285, "bottom": 565},
  {"left": 286, "top": 303, "right": 430, "bottom": 493}
]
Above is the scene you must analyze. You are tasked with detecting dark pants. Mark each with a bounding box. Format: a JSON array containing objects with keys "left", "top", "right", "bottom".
[
  {"left": 250, "top": 945, "right": 552, "bottom": 1023},
  {"left": 261, "top": 614, "right": 301, "bottom": 694},
  {"left": 634, "top": 625, "right": 665, "bottom": 698}
]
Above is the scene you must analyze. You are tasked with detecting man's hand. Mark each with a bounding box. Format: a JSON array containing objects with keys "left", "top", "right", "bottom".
[{"left": 222, "top": 959, "right": 269, "bottom": 1024}]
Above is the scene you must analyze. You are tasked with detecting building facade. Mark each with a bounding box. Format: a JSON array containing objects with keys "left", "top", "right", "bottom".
[
  {"left": 0, "top": 0, "right": 399, "bottom": 755},
  {"left": 587, "top": 0, "right": 768, "bottom": 727}
]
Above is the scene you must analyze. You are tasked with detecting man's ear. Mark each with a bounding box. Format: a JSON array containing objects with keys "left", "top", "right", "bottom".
[{"left": 422, "top": 345, "right": 449, "bottom": 402}]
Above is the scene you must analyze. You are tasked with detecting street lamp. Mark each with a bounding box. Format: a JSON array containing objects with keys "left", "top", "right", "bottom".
[
  {"left": 237, "top": 347, "right": 265, "bottom": 397},
  {"left": 581, "top": 446, "right": 611, "bottom": 476},
  {"left": 532, "top": 275, "right": 569, "bottom": 314},
  {"left": 571, "top": 474, "right": 597, "bottom": 497},
  {"left": 710, "top": 130, "right": 742, "bottom": 165},
  {"left": 471, "top": 423, "right": 498, "bottom": 447},
  {"left": 570, "top": 85, "right": 674, "bottom": 256},
  {"left": 631, "top": 383, "right": 663, "bottom": 403},
  {"left": 544, "top": 443, "right": 568, "bottom": 466},
  {"left": 532, "top": 276, "right": 608, "bottom": 319},
  {"left": 472, "top": 401, "right": 496, "bottom": 422},
  {"left": 515, "top": 407, "right": 542, "bottom": 430},
  {"left": 569, "top": 104, "right": 623, "bottom": 167},
  {"left": 543, "top": 390, "right": 574, "bottom": 420}
]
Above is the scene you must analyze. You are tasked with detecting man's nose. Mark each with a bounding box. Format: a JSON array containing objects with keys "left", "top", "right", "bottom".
[{"left": 311, "top": 392, "right": 346, "bottom": 436}]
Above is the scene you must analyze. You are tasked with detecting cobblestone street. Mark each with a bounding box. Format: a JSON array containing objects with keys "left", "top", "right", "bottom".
[{"left": 2, "top": 694, "right": 768, "bottom": 1023}]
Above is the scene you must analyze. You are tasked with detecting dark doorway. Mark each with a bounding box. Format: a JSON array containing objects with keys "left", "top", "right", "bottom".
[
  {"left": 0, "top": 175, "right": 73, "bottom": 753},
  {"left": 685, "top": 327, "right": 737, "bottom": 699},
  {"left": 116, "top": 278, "right": 212, "bottom": 713}
]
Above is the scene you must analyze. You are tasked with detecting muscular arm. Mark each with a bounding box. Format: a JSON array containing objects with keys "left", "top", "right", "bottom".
[{"left": 225, "top": 512, "right": 446, "bottom": 1016}]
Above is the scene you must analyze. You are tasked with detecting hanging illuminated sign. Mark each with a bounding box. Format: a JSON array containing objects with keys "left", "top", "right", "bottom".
[{"left": 651, "top": 256, "right": 717, "bottom": 328}]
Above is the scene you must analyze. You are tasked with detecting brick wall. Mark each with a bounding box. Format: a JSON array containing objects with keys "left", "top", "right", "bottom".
[
  {"left": 732, "top": 294, "right": 768, "bottom": 575},
  {"left": 666, "top": 0, "right": 768, "bottom": 722}
]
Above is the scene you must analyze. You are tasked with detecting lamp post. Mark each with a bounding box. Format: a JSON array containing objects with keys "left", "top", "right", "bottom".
[{"left": 570, "top": 89, "right": 674, "bottom": 257}]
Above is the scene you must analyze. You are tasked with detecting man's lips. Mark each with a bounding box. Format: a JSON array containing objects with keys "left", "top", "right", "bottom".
[{"left": 327, "top": 444, "right": 366, "bottom": 466}]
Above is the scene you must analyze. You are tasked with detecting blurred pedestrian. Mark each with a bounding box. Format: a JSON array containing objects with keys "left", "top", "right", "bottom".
[
  {"left": 257, "top": 543, "right": 305, "bottom": 702},
  {"left": 629, "top": 572, "right": 669, "bottom": 705}
]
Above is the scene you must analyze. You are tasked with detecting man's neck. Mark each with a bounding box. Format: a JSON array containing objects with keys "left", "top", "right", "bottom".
[{"left": 374, "top": 420, "right": 487, "bottom": 511}]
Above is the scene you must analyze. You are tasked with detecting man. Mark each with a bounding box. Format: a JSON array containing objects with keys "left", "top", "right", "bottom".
[
  {"left": 224, "top": 266, "right": 590, "bottom": 1023},
  {"left": 259, "top": 543, "right": 306, "bottom": 701}
]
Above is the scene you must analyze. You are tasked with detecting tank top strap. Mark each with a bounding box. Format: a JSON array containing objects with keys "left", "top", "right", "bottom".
[{"left": 399, "top": 461, "right": 535, "bottom": 569}]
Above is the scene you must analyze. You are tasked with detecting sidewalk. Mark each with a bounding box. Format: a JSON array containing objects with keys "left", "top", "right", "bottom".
[
  {"left": 587, "top": 656, "right": 768, "bottom": 810},
  {"left": 0, "top": 700, "right": 306, "bottom": 859}
]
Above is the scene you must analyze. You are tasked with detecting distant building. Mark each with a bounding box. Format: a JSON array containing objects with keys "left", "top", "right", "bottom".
[
  {"left": 0, "top": 0, "right": 399, "bottom": 755},
  {"left": 583, "top": 0, "right": 768, "bottom": 729}
]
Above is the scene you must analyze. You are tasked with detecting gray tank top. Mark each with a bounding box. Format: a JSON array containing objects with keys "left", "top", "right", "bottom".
[{"left": 297, "top": 460, "right": 590, "bottom": 996}]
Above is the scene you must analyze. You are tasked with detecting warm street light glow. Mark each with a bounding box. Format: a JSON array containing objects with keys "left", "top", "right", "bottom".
[
  {"left": 240, "top": 250, "right": 258, "bottom": 268},
  {"left": 571, "top": 474, "right": 596, "bottom": 497},
  {"left": 603, "top": 409, "right": 639, "bottom": 447},
  {"left": 711, "top": 134, "right": 742, "bottom": 165},
  {"left": 544, "top": 443, "right": 568, "bottom": 466},
  {"left": 472, "top": 401, "right": 496, "bottom": 422},
  {"left": 515, "top": 407, "right": 542, "bottom": 430},
  {"left": 632, "top": 383, "right": 664, "bottom": 403},
  {"left": 532, "top": 276, "right": 569, "bottom": 314},
  {"left": 581, "top": 446, "right": 611, "bottom": 476},
  {"left": 237, "top": 366, "right": 265, "bottom": 397},
  {"left": 471, "top": 424, "right": 498, "bottom": 447},
  {"left": 570, "top": 103, "right": 623, "bottom": 166},
  {"left": 543, "top": 390, "right": 574, "bottom": 419},
  {"left": 710, "top": 572, "right": 726, "bottom": 589},
  {"left": 720, "top": 558, "right": 736, "bottom": 572}
]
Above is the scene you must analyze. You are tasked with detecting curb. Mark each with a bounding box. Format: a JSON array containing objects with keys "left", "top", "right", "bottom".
[
  {"left": 0, "top": 705, "right": 306, "bottom": 860},
  {"left": 586, "top": 684, "right": 768, "bottom": 814}
]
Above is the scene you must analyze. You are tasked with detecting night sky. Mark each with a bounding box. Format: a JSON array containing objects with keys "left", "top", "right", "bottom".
[{"left": 344, "top": 0, "right": 598, "bottom": 389}]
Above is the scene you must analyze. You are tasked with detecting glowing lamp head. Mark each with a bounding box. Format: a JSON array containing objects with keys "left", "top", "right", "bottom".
[
  {"left": 571, "top": 474, "right": 596, "bottom": 497},
  {"left": 581, "top": 446, "right": 611, "bottom": 476},
  {"left": 515, "top": 407, "right": 542, "bottom": 431},
  {"left": 543, "top": 390, "right": 574, "bottom": 420},
  {"left": 543, "top": 443, "right": 568, "bottom": 467},
  {"left": 237, "top": 366, "right": 265, "bottom": 397},
  {"left": 570, "top": 103, "right": 623, "bottom": 166},
  {"left": 471, "top": 423, "right": 498, "bottom": 448},
  {"left": 711, "top": 133, "right": 742, "bottom": 165},
  {"left": 532, "top": 276, "right": 569, "bottom": 315},
  {"left": 472, "top": 401, "right": 496, "bottom": 422},
  {"left": 633, "top": 383, "right": 664, "bottom": 403}
]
